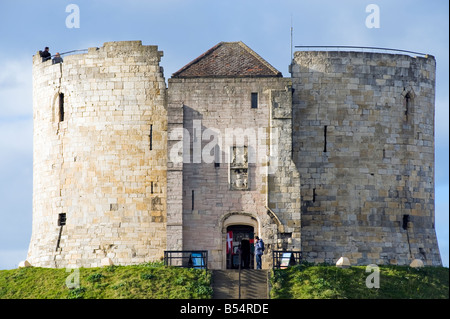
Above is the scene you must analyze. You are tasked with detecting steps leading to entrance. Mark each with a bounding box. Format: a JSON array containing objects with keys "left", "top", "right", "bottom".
[{"left": 212, "top": 269, "right": 269, "bottom": 299}]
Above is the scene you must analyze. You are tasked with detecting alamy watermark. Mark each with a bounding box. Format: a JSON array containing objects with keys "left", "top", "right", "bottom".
[
  {"left": 365, "top": 4, "right": 380, "bottom": 29},
  {"left": 169, "top": 120, "right": 280, "bottom": 174},
  {"left": 365, "top": 264, "right": 380, "bottom": 288},
  {"left": 66, "top": 4, "right": 80, "bottom": 29},
  {"left": 65, "top": 267, "right": 80, "bottom": 289}
]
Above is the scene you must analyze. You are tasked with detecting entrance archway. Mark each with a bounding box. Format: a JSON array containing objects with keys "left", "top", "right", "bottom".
[
  {"left": 226, "top": 225, "right": 254, "bottom": 269},
  {"left": 220, "top": 212, "right": 259, "bottom": 269}
]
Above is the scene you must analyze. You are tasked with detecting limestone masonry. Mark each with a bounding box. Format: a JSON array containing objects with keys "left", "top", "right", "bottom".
[{"left": 28, "top": 41, "right": 441, "bottom": 268}]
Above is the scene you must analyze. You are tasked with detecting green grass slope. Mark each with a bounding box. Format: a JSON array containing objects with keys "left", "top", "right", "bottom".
[
  {"left": 270, "top": 263, "right": 449, "bottom": 299},
  {"left": 1, "top": 262, "right": 448, "bottom": 299},
  {"left": 0, "top": 262, "right": 212, "bottom": 299}
]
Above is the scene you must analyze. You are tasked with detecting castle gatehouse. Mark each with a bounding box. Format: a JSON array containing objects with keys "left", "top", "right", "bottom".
[{"left": 28, "top": 41, "right": 441, "bottom": 268}]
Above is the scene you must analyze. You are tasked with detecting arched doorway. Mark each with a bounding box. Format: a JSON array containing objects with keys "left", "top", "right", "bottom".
[
  {"left": 226, "top": 225, "right": 254, "bottom": 269},
  {"left": 220, "top": 212, "right": 259, "bottom": 269}
]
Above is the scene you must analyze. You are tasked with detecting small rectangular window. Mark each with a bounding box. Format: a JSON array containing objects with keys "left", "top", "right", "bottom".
[
  {"left": 251, "top": 93, "right": 258, "bottom": 109},
  {"left": 58, "top": 213, "right": 66, "bottom": 226},
  {"left": 402, "top": 214, "right": 409, "bottom": 230}
]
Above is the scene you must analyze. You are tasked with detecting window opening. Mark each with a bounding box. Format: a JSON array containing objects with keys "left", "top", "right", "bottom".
[
  {"left": 58, "top": 213, "right": 66, "bottom": 226},
  {"left": 59, "top": 93, "right": 64, "bottom": 122},
  {"left": 149, "top": 124, "right": 153, "bottom": 150},
  {"left": 251, "top": 93, "right": 258, "bottom": 109}
]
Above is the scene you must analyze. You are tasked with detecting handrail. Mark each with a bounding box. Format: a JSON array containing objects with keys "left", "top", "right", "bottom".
[
  {"left": 54, "top": 49, "right": 89, "bottom": 57},
  {"left": 272, "top": 251, "right": 303, "bottom": 269},
  {"left": 164, "top": 250, "right": 208, "bottom": 270},
  {"left": 238, "top": 250, "right": 242, "bottom": 299},
  {"left": 295, "top": 45, "right": 429, "bottom": 57}
]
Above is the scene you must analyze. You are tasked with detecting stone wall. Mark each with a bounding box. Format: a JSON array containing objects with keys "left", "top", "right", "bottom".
[
  {"left": 28, "top": 41, "right": 441, "bottom": 269},
  {"left": 292, "top": 51, "right": 441, "bottom": 265},
  {"left": 29, "top": 41, "right": 168, "bottom": 268},
  {"left": 167, "top": 77, "right": 300, "bottom": 269}
]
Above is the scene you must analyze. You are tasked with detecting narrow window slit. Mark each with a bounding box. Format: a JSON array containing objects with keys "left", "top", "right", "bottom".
[
  {"left": 402, "top": 214, "right": 410, "bottom": 230},
  {"left": 405, "top": 93, "right": 410, "bottom": 116},
  {"left": 323, "top": 125, "right": 327, "bottom": 152},
  {"left": 149, "top": 124, "right": 153, "bottom": 150},
  {"left": 59, "top": 93, "right": 64, "bottom": 122}
]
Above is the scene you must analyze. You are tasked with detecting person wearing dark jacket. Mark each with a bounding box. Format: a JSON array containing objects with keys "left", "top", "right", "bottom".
[
  {"left": 39, "top": 47, "right": 51, "bottom": 62},
  {"left": 255, "top": 236, "right": 264, "bottom": 269}
]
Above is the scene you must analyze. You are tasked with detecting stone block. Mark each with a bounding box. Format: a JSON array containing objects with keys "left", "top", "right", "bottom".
[
  {"left": 409, "top": 259, "right": 424, "bottom": 268},
  {"left": 336, "top": 256, "right": 351, "bottom": 268},
  {"left": 18, "top": 260, "right": 32, "bottom": 268}
]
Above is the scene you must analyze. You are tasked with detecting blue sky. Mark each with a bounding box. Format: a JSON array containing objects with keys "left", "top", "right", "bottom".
[{"left": 0, "top": 0, "right": 448, "bottom": 269}]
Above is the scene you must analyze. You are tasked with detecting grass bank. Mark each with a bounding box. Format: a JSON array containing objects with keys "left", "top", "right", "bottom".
[
  {"left": 270, "top": 263, "right": 449, "bottom": 299},
  {"left": 0, "top": 262, "right": 212, "bottom": 299},
  {"left": 1, "top": 262, "right": 448, "bottom": 299}
]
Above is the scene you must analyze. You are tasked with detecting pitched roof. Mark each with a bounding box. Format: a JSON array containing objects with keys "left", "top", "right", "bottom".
[{"left": 172, "top": 41, "right": 282, "bottom": 78}]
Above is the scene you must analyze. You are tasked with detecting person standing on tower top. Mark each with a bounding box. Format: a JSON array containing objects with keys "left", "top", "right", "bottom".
[
  {"left": 52, "top": 52, "right": 63, "bottom": 64},
  {"left": 39, "top": 47, "right": 51, "bottom": 62}
]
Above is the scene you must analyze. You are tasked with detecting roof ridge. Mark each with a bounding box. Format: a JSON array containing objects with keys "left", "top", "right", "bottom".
[
  {"left": 172, "top": 42, "right": 224, "bottom": 77},
  {"left": 172, "top": 41, "right": 282, "bottom": 78},
  {"left": 235, "top": 41, "right": 281, "bottom": 76}
]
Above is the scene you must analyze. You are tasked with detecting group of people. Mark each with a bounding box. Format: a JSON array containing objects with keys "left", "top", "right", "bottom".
[{"left": 39, "top": 46, "right": 63, "bottom": 64}]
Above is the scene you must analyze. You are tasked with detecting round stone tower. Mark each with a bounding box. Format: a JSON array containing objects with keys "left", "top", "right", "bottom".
[
  {"left": 28, "top": 41, "right": 167, "bottom": 268},
  {"left": 291, "top": 50, "right": 441, "bottom": 266}
]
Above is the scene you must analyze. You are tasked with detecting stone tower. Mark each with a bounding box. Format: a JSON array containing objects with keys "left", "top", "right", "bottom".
[
  {"left": 291, "top": 51, "right": 441, "bottom": 265},
  {"left": 29, "top": 41, "right": 167, "bottom": 267}
]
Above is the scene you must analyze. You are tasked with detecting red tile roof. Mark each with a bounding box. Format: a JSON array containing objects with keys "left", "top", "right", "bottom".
[{"left": 172, "top": 41, "right": 282, "bottom": 78}]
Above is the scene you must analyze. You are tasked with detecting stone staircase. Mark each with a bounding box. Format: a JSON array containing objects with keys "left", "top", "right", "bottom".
[{"left": 212, "top": 269, "right": 269, "bottom": 299}]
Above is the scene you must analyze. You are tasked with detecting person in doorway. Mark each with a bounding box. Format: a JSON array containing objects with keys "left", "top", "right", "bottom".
[
  {"left": 241, "top": 240, "right": 250, "bottom": 269},
  {"left": 255, "top": 236, "right": 264, "bottom": 269}
]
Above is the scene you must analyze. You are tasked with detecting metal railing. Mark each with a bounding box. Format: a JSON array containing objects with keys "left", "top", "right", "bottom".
[
  {"left": 272, "top": 251, "right": 303, "bottom": 269},
  {"left": 164, "top": 250, "right": 208, "bottom": 270},
  {"left": 295, "top": 45, "right": 429, "bottom": 57},
  {"left": 58, "top": 49, "right": 89, "bottom": 57},
  {"left": 39, "top": 48, "right": 89, "bottom": 63}
]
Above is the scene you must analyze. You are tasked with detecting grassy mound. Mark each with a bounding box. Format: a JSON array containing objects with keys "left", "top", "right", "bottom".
[
  {"left": 0, "top": 262, "right": 212, "bottom": 299},
  {"left": 270, "top": 263, "right": 449, "bottom": 299},
  {"left": 2, "top": 262, "right": 448, "bottom": 299}
]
